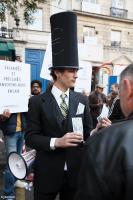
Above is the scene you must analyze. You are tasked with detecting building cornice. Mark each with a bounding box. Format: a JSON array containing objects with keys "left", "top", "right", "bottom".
[{"left": 74, "top": 9, "right": 133, "bottom": 24}]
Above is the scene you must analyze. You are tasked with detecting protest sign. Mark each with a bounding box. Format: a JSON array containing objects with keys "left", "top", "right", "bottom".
[{"left": 0, "top": 60, "right": 30, "bottom": 114}]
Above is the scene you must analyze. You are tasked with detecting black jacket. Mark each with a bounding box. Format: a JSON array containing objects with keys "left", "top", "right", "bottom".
[
  {"left": 75, "top": 113, "right": 133, "bottom": 200},
  {"left": 108, "top": 98, "right": 125, "bottom": 123},
  {"left": 25, "top": 90, "right": 92, "bottom": 193},
  {"left": 0, "top": 112, "right": 27, "bottom": 135}
]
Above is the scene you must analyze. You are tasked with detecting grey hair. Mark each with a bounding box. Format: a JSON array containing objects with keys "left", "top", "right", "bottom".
[{"left": 120, "top": 64, "right": 133, "bottom": 82}]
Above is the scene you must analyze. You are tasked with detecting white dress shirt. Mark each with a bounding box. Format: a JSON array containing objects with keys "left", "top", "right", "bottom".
[
  {"left": 51, "top": 85, "right": 69, "bottom": 108},
  {"left": 50, "top": 85, "right": 69, "bottom": 150},
  {"left": 50, "top": 85, "right": 69, "bottom": 170}
]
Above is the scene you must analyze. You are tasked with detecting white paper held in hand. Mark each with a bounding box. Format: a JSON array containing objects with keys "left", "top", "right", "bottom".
[
  {"left": 72, "top": 117, "right": 83, "bottom": 135},
  {"left": 97, "top": 104, "right": 109, "bottom": 122}
]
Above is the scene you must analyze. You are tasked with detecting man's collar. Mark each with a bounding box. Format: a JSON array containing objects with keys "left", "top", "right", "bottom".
[{"left": 52, "top": 85, "right": 69, "bottom": 98}]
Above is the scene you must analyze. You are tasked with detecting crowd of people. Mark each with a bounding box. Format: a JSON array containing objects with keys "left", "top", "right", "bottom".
[
  {"left": 0, "top": 11, "right": 133, "bottom": 200},
  {"left": 0, "top": 79, "right": 42, "bottom": 200},
  {"left": 0, "top": 63, "right": 132, "bottom": 200}
]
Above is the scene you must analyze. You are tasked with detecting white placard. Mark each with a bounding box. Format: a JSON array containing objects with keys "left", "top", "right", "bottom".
[
  {"left": 113, "top": 65, "right": 127, "bottom": 76},
  {"left": 78, "top": 43, "right": 103, "bottom": 62},
  {"left": 74, "top": 61, "right": 92, "bottom": 93},
  {"left": 72, "top": 117, "right": 83, "bottom": 135},
  {"left": 0, "top": 60, "right": 30, "bottom": 114},
  {"left": 40, "top": 34, "right": 52, "bottom": 81}
]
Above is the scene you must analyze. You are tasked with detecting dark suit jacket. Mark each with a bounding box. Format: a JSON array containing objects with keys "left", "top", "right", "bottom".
[
  {"left": 75, "top": 113, "right": 133, "bottom": 200},
  {"left": 25, "top": 89, "right": 92, "bottom": 193}
]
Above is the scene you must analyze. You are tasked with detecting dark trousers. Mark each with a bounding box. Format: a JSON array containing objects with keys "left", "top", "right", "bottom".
[{"left": 34, "top": 172, "right": 76, "bottom": 200}]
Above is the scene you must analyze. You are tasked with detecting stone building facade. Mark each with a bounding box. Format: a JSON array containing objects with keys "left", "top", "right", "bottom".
[{"left": 0, "top": 0, "right": 133, "bottom": 91}]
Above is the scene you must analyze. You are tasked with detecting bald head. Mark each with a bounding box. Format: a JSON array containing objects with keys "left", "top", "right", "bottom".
[{"left": 119, "top": 64, "right": 133, "bottom": 117}]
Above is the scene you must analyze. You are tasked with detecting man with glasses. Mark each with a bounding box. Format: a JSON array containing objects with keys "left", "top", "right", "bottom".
[{"left": 31, "top": 80, "right": 42, "bottom": 96}]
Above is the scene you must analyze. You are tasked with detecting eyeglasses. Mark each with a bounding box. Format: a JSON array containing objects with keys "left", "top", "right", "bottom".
[{"left": 32, "top": 85, "right": 40, "bottom": 88}]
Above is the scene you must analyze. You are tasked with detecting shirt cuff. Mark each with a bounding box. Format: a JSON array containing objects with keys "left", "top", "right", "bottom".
[
  {"left": 50, "top": 138, "right": 57, "bottom": 150},
  {"left": 90, "top": 128, "right": 98, "bottom": 136}
]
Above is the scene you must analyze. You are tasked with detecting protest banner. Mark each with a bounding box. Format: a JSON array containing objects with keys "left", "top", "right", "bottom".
[
  {"left": 40, "top": 34, "right": 52, "bottom": 81},
  {"left": 0, "top": 60, "right": 30, "bottom": 114},
  {"left": 74, "top": 61, "right": 92, "bottom": 93}
]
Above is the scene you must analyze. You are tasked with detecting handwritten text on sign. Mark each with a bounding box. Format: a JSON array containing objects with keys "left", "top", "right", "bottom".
[{"left": 0, "top": 60, "right": 30, "bottom": 114}]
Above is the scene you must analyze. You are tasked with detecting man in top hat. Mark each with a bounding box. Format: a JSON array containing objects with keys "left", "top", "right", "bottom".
[
  {"left": 25, "top": 11, "right": 93, "bottom": 200},
  {"left": 89, "top": 83, "right": 107, "bottom": 128}
]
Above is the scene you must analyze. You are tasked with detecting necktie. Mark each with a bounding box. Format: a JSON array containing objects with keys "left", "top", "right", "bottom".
[{"left": 60, "top": 93, "right": 68, "bottom": 119}]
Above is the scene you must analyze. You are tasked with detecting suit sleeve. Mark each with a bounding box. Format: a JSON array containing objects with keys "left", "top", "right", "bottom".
[{"left": 25, "top": 96, "right": 51, "bottom": 152}]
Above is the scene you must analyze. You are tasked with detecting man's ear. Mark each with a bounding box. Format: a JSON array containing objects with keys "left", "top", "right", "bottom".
[
  {"left": 54, "top": 70, "right": 59, "bottom": 78},
  {"left": 123, "top": 79, "right": 133, "bottom": 99}
]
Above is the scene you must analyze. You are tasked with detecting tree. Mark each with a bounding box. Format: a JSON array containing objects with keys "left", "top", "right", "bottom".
[{"left": 0, "top": 0, "right": 47, "bottom": 24}]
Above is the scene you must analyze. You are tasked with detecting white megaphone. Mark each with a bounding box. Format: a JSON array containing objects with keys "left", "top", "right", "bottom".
[{"left": 8, "top": 149, "right": 36, "bottom": 180}]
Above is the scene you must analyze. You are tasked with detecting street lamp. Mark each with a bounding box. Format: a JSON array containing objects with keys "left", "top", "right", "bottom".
[{"left": 15, "top": 16, "right": 20, "bottom": 28}]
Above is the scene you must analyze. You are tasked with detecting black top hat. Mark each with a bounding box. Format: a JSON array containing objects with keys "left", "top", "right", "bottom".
[{"left": 49, "top": 11, "right": 79, "bottom": 70}]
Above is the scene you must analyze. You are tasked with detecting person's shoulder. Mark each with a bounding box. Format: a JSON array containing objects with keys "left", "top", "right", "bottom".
[
  {"left": 71, "top": 90, "right": 88, "bottom": 101},
  {"left": 29, "top": 92, "right": 48, "bottom": 104},
  {"left": 30, "top": 91, "right": 49, "bottom": 99},
  {"left": 84, "top": 119, "right": 133, "bottom": 173},
  {"left": 86, "top": 118, "right": 133, "bottom": 149}
]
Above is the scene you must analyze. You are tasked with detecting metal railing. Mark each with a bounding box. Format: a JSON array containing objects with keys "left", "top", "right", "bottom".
[
  {"left": 0, "top": 27, "right": 13, "bottom": 39},
  {"left": 110, "top": 7, "right": 128, "bottom": 19},
  {"left": 111, "top": 41, "right": 121, "bottom": 47}
]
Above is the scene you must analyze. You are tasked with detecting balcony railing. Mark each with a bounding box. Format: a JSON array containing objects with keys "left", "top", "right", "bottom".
[
  {"left": 111, "top": 41, "right": 121, "bottom": 47},
  {"left": 0, "top": 27, "right": 13, "bottom": 39},
  {"left": 110, "top": 7, "right": 128, "bottom": 19}
]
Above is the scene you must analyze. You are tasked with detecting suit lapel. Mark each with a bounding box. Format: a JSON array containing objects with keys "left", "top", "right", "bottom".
[{"left": 41, "top": 91, "right": 64, "bottom": 133}]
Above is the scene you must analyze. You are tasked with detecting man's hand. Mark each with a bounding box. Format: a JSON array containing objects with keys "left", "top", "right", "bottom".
[
  {"left": 0, "top": 109, "right": 11, "bottom": 121},
  {"left": 96, "top": 117, "right": 111, "bottom": 129},
  {"left": 0, "top": 138, "right": 3, "bottom": 143},
  {"left": 3, "top": 109, "right": 11, "bottom": 118},
  {"left": 55, "top": 132, "right": 83, "bottom": 148},
  {"left": 90, "top": 118, "right": 112, "bottom": 136}
]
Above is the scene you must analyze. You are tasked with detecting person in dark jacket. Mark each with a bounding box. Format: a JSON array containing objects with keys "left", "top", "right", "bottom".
[
  {"left": 75, "top": 64, "right": 133, "bottom": 200},
  {"left": 89, "top": 84, "right": 107, "bottom": 128},
  {"left": 108, "top": 96, "right": 125, "bottom": 122},
  {"left": 0, "top": 111, "right": 27, "bottom": 200},
  {"left": 107, "top": 83, "right": 119, "bottom": 107},
  {"left": 107, "top": 83, "right": 125, "bottom": 123}
]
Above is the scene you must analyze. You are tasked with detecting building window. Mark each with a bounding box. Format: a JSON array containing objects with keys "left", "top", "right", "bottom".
[
  {"left": 83, "top": 26, "right": 98, "bottom": 45},
  {"left": 111, "top": 30, "right": 121, "bottom": 46},
  {"left": 111, "top": 0, "right": 127, "bottom": 19},
  {"left": 82, "top": 0, "right": 101, "bottom": 14},
  {"left": 28, "top": 9, "right": 43, "bottom": 31},
  {"left": 112, "top": 0, "right": 124, "bottom": 9},
  {"left": 83, "top": 26, "right": 95, "bottom": 37}
]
